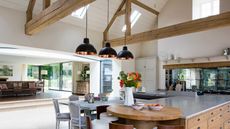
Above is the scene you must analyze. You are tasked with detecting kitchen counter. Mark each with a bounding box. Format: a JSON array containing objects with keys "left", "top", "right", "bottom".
[{"left": 137, "top": 95, "right": 230, "bottom": 118}]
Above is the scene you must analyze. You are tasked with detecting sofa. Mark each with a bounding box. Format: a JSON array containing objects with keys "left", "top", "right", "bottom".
[{"left": 0, "top": 81, "right": 38, "bottom": 97}]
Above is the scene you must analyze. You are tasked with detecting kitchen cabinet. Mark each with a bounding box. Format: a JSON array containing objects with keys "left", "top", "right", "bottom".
[
  {"left": 135, "top": 57, "right": 157, "bottom": 91},
  {"left": 187, "top": 102, "right": 230, "bottom": 129}
]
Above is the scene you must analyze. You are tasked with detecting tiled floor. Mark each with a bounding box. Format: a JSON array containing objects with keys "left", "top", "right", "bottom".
[{"left": 0, "top": 105, "right": 69, "bottom": 129}]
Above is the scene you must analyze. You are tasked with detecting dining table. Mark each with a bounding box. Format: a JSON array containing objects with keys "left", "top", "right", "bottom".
[
  {"left": 107, "top": 104, "right": 182, "bottom": 129},
  {"left": 60, "top": 97, "right": 123, "bottom": 111}
]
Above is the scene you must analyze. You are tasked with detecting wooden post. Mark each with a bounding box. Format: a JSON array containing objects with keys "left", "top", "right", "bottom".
[
  {"left": 43, "top": 0, "right": 51, "bottom": 10},
  {"left": 26, "top": 0, "right": 36, "bottom": 23},
  {"left": 125, "top": 0, "right": 131, "bottom": 36}
]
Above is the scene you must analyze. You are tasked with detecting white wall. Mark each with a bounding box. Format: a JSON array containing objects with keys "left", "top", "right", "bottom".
[
  {"left": 0, "top": 63, "right": 25, "bottom": 81},
  {"left": 157, "top": 0, "right": 230, "bottom": 89},
  {"left": 0, "top": 6, "right": 102, "bottom": 53},
  {"left": 89, "top": 61, "right": 100, "bottom": 95}
]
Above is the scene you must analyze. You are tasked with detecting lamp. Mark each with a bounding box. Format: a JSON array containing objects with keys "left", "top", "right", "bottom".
[
  {"left": 75, "top": 5, "right": 97, "bottom": 55},
  {"left": 98, "top": 0, "right": 117, "bottom": 58},
  {"left": 117, "top": 1, "right": 134, "bottom": 60},
  {"left": 117, "top": 46, "right": 133, "bottom": 60}
]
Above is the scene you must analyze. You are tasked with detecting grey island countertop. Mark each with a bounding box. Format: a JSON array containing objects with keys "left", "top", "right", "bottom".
[{"left": 137, "top": 94, "right": 230, "bottom": 118}]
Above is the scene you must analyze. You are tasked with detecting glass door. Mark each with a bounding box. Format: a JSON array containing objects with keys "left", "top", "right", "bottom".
[
  {"left": 100, "top": 60, "right": 113, "bottom": 93},
  {"left": 61, "top": 62, "right": 72, "bottom": 91},
  {"left": 48, "top": 63, "right": 61, "bottom": 90}
]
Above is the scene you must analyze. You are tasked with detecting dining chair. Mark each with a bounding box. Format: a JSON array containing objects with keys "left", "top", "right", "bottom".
[
  {"left": 109, "top": 123, "right": 134, "bottom": 129},
  {"left": 52, "top": 99, "right": 71, "bottom": 129},
  {"left": 157, "top": 125, "right": 184, "bottom": 129},
  {"left": 96, "top": 105, "right": 118, "bottom": 122},
  {"left": 69, "top": 101, "right": 87, "bottom": 129},
  {"left": 69, "top": 95, "right": 79, "bottom": 101}
]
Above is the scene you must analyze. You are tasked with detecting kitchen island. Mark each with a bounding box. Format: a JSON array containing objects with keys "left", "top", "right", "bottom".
[{"left": 137, "top": 95, "right": 230, "bottom": 129}]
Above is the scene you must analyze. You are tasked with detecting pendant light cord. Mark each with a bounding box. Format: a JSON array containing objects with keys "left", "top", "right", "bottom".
[
  {"left": 107, "top": 0, "right": 110, "bottom": 40},
  {"left": 86, "top": 6, "right": 88, "bottom": 38}
]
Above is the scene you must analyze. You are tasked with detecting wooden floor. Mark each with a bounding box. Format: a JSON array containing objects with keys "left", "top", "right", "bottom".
[{"left": 0, "top": 90, "right": 72, "bottom": 102}]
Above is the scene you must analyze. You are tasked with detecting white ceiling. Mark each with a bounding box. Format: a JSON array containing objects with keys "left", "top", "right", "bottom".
[
  {"left": 0, "top": 54, "right": 69, "bottom": 65},
  {"left": 0, "top": 0, "right": 168, "bottom": 37},
  {"left": 0, "top": 43, "right": 100, "bottom": 65}
]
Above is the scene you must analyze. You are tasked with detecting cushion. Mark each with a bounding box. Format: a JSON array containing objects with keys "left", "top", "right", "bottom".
[
  {"left": 13, "top": 83, "right": 18, "bottom": 88},
  {"left": 1, "top": 84, "right": 8, "bottom": 89},
  {"left": 18, "top": 83, "right": 22, "bottom": 88},
  {"left": 29, "top": 83, "right": 36, "bottom": 88}
]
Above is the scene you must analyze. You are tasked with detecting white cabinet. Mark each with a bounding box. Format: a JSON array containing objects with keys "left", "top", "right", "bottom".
[{"left": 135, "top": 57, "right": 157, "bottom": 92}]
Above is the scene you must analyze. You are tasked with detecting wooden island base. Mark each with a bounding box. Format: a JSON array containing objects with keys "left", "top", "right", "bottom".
[{"left": 125, "top": 119, "right": 157, "bottom": 129}]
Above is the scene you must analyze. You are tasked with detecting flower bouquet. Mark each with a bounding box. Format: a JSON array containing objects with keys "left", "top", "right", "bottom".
[{"left": 118, "top": 71, "right": 141, "bottom": 106}]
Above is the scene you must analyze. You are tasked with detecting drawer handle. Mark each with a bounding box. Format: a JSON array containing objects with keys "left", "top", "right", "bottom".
[
  {"left": 197, "top": 118, "right": 200, "bottom": 121},
  {"left": 211, "top": 112, "right": 213, "bottom": 115},
  {"left": 197, "top": 127, "right": 200, "bottom": 129},
  {"left": 220, "top": 115, "right": 222, "bottom": 117},
  {"left": 211, "top": 119, "right": 214, "bottom": 122},
  {"left": 220, "top": 109, "right": 222, "bottom": 111}
]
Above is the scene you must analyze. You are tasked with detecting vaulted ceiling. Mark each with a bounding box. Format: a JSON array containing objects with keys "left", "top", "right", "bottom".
[{"left": 0, "top": 0, "right": 168, "bottom": 37}]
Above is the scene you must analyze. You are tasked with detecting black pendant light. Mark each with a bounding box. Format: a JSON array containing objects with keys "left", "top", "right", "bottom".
[
  {"left": 98, "top": 0, "right": 117, "bottom": 58},
  {"left": 117, "top": 28, "right": 134, "bottom": 60},
  {"left": 117, "top": 45, "right": 134, "bottom": 60},
  {"left": 75, "top": 6, "right": 97, "bottom": 55}
]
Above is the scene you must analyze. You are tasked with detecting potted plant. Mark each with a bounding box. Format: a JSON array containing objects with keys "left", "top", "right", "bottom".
[{"left": 118, "top": 71, "right": 141, "bottom": 106}]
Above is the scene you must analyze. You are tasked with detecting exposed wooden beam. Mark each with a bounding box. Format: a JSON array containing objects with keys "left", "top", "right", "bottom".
[
  {"left": 163, "top": 61, "right": 230, "bottom": 69},
  {"left": 43, "top": 0, "right": 51, "bottom": 10},
  {"left": 25, "top": 0, "right": 95, "bottom": 35},
  {"left": 131, "top": 0, "right": 159, "bottom": 15},
  {"left": 109, "top": 11, "right": 230, "bottom": 46},
  {"left": 26, "top": 0, "right": 36, "bottom": 23},
  {"left": 116, "top": 9, "right": 125, "bottom": 17},
  {"left": 103, "top": 0, "right": 126, "bottom": 41},
  {"left": 125, "top": 0, "right": 131, "bottom": 36}
]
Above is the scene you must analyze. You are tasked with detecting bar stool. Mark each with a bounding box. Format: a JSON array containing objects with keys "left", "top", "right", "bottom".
[{"left": 158, "top": 125, "right": 184, "bottom": 129}]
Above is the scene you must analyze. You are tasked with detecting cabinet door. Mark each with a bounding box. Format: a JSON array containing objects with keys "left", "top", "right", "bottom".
[
  {"left": 189, "top": 122, "right": 207, "bottom": 129},
  {"left": 224, "top": 120, "right": 230, "bottom": 129},
  {"left": 135, "top": 59, "right": 146, "bottom": 70},
  {"left": 145, "top": 58, "right": 156, "bottom": 69}
]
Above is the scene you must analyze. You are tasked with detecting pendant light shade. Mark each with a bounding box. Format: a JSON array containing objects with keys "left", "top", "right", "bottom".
[
  {"left": 99, "top": 42, "right": 117, "bottom": 58},
  {"left": 117, "top": 46, "right": 134, "bottom": 60},
  {"left": 75, "top": 5, "right": 97, "bottom": 55},
  {"left": 75, "top": 38, "right": 97, "bottom": 55},
  {"left": 98, "top": 0, "right": 117, "bottom": 58}
]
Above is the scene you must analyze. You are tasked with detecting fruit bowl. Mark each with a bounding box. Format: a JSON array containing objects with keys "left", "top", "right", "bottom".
[
  {"left": 145, "top": 104, "right": 164, "bottom": 111},
  {"left": 131, "top": 103, "right": 145, "bottom": 110}
]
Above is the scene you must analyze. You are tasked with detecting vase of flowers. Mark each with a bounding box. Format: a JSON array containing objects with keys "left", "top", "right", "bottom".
[{"left": 118, "top": 71, "right": 141, "bottom": 106}]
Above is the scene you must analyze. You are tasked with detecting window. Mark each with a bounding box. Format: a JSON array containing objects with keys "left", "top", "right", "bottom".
[
  {"left": 193, "top": 0, "right": 219, "bottom": 20},
  {"left": 122, "top": 10, "right": 142, "bottom": 32},
  {"left": 71, "top": 5, "right": 90, "bottom": 19}
]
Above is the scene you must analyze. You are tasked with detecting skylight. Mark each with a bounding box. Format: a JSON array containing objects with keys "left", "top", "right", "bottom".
[
  {"left": 71, "top": 5, "right": 90, "bottom": 19},
  {"left": 193, "top": 0, "right": 219, "bottom": 20},
  {"left": 122, "top": 10, "right": 142, "bottom": 32}
]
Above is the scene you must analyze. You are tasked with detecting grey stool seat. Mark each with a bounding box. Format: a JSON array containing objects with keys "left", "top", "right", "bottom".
[{"left": 53, "top": 99, "right": 70, "bottom": 129}]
